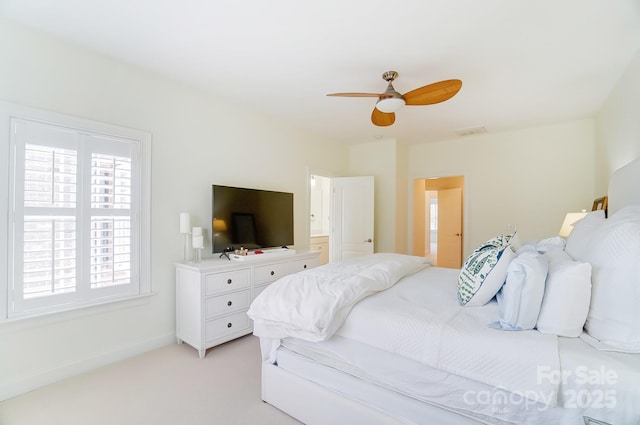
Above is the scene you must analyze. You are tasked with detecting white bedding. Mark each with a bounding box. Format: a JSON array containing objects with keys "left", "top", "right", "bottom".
[
  {"left": 276, "top": 341, "right": 499, "bottom": 425},
  {"left": 256, "top": 259, "right": 640, "bottom": 423},
  {"left": 265, "top": 263, "right": 640, "bottom": 423},
  {"left": 275, "top": 334, "right": 640, "bottom": 424},
  {"left": 335, "top": 266, "right": 560, "bottom": 406},
  {"left": 248, "top": 253, "right": 429, "bottom": 341},
  {"left": 254, "top": 262, "right": 560, "bottom": 407}
]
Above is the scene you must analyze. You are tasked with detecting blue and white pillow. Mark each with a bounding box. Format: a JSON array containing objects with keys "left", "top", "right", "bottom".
[
  {"left": 536, "top": 250, "right": 592, "bottom": 337},
  {"left": 493, "top": 251, "right": 548, "bottom": 330},
  {"left": 457, "top": 233, "right": 516, "bottom": 306}
]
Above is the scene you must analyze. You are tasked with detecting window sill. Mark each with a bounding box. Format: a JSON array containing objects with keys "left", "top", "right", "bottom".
[{"left": 0, "top": 292, "right": 158, "bottom": 334}]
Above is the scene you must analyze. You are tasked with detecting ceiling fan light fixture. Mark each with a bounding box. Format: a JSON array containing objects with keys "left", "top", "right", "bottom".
[
  {"left": 327, "top": 71, "right": 462, "bottom": 126},
  {"left": 376, "top": 97, "right": 406, "bottom": 113}
]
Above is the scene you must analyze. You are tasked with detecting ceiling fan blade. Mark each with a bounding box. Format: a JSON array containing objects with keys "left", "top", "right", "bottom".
[
  {"left": 403, "top": 79, "right": 462, "bottom": 106},
  {"left": 371, "top": 107, "right": 395, "bottom": 127},
  {"left": 327, "top": 92, "right": 387, "bottom": 98}
]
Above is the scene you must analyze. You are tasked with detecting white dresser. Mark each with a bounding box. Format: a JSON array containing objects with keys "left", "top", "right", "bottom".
[{"left": 175, "top": 250, "right": 321, "bottom": 358}]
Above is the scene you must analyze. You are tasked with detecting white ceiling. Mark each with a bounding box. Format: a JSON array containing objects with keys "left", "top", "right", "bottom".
[{"left": 2, "top": 0, "right": 640, "bottom": 145}]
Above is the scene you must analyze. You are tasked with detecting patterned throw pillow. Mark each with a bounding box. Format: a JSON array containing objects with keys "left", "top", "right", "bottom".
[{"left": 457, "top": 233, "right": 516, "bottom": 306}]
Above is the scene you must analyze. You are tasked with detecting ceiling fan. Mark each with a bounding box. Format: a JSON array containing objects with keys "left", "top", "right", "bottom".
[{"left": 327, "top": 71, "right": 462, "bottom": 127}]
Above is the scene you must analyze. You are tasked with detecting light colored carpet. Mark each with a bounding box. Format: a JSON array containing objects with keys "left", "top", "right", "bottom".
[{"left": 0, "top": 335, "right": 302, "bottom": 425}]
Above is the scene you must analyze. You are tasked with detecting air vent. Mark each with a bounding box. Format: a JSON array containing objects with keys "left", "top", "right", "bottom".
[{"left": 456, "top": 126, "right": 487, "bottom": 137}]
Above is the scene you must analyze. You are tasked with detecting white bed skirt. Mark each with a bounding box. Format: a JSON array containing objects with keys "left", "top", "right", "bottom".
[{"left": 262, "top": 361, "right": 483, "bottom": 425}]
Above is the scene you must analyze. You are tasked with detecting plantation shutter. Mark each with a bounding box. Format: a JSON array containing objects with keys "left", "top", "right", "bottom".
[{"left": 9, "top": 118, "right": 141, "bottom": 317}]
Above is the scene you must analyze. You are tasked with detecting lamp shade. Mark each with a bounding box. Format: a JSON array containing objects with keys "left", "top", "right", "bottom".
[
  {"left": 179, "top": 212, "right": 191, "bottom": 234},
  {"left": 376, "top": 97, "right": 406, "bottom": 113},
  {"left": 213, "top": 218, "right": 227, "bottom": 232},
  {"left": 192, "top": 235, "right": 204, "bottom": 249},
  {"left": 558, "top": 212, "right": 588, "bottom": 238}
]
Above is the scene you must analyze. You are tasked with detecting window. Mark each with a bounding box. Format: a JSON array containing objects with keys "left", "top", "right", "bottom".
[{"left": 5, "top": 112, "right": 151, "bottom": 319}]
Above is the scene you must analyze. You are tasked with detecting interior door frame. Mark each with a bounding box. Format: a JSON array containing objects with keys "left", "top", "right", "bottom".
[
  {"left": 408, "top": 175, "right": 466, "bottom": 265},
  {"left": 306, "top": 167, "right": 335, "bottom": 254},
  {"left": 436, "top": 187, "right": 463, "bottom": 268}
]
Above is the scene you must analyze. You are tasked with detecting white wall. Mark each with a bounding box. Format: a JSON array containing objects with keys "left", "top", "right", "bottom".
[
  {"left": 394, "top": 141, "right": 409, "bottom": 254},
  {"left": 407, "top": 120, "right": 597, "bottom": 254},
  {"left": 0, "top": 19, "right": 349, "bottom": 400},
  {"left": 595, "top": 49, "right": 640, "bottom": 195}
]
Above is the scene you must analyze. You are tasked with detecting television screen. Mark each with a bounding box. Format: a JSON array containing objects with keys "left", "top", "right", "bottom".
[{"left": 212, "top": 185, "right": 294, "bottom": 253}]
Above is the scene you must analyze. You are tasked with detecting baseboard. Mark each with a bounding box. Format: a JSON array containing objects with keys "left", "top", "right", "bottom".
[{"left": 0, "top": 332, "right": 176, "bottom": 402}]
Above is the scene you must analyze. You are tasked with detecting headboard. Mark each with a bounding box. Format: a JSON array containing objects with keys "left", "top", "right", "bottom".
[{"left": 607, "top": 157, "right": 640, "bottom": 216}]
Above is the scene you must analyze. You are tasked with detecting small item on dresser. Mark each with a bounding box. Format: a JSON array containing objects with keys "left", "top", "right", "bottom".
[
  {"left": 192, "top": 235, "right": 204, "bottom": 249},
  {"left": 192, "top": 231, "right": 204, "bottom": 263},
  {"left": 192, "top": 232, "right": 204, "bottom": 263},
  {"left": 234, "top": 247, "right": 249, "bottom": 256},
  {"left": 179, "top": 212, "right": 191, "bottom": 234},
  {"left": 180, "top": 212, "right": 192, "bottom": 261}
]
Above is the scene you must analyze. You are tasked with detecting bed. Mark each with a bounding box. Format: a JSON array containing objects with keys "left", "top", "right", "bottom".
[{"left": 247, "top": 157, "right": 640, "bottom": 425}]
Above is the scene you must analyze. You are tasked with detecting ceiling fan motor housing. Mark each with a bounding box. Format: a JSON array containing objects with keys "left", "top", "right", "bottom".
[
  {"left": 377, "top": 71, "right": 405, "bottom": 112},
  {"left": 382, "top": 71, "right": 398, "bottom": 82}
]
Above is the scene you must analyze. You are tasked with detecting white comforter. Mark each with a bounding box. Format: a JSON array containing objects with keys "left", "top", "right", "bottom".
[
  {"left": 336, "top": 266, "right": 561, "bottom": 406},
  {"left": 252, "top": 254, "right": 561, "bottom": 407},
  {"left": 247, "top": 253, "right": 429, "bottom": 342}
]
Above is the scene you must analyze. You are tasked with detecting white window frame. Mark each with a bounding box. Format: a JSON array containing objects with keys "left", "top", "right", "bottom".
[{"left": 0, "top": 102, "right": 151, "bottom": 321}]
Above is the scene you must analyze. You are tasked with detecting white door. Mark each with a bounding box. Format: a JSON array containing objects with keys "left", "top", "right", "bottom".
[
  {"left": 330, "top": 176, "right": 374, "bottom": 262},
  {"left": 437, "top": 188, "right": 463, "bottom": 268}
]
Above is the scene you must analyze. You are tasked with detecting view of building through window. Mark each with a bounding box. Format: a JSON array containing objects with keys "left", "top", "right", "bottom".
[
  {"left": 90, "top": 153, "right": 132, "bottom": 290},
  {"left": 22, "top": 147, "right": 133, "bottom": 299},
  {"left": 23, "top": 144, "right": 78, "bottom": 299}
]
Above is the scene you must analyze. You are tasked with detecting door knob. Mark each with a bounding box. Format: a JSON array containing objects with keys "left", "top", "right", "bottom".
[
  {"left": 364, "top": 238, "right": 372, "bottom": 243},
  {"left": 455, "top": 233, "right": 461, "bottom": 237}
]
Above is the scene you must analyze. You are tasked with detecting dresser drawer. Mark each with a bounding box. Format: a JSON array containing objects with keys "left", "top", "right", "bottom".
[
  {"left": 205, "top": 290, "right": 251, "bottom": 319},
  {"left": 289, "top": 257, "right": 321, "bottom": 273},
  {"left": 205, "top": 269, "right": 250, "bottom": 296},
  {"left": 205, "top": 312, "right": 251, "bottom": 342},
  {"left": 254, "top": 262, "right": 289, "bottom": 284}
]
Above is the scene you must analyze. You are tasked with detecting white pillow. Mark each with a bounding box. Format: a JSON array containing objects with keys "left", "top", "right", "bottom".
[
  {"left": 536, "top": 250, "right": 591, "bottom": 337},
  {"left": 494, "top": 251, "right": 548, "bottom": 330},
  {"left": 582, "top": 205, "right": 640, "bottom": 351},
  {"left": 516, "top": 236, "right": 565, "bottom": 255},
  {"left": 458, "top": 234, "right": 516, "bottom": 306},
  {"left": 565, "top": 210, "right": 606, "bottom": 261}
]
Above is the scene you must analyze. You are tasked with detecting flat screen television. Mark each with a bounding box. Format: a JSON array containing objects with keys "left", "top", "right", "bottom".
[{"left": 211, "top": 185, "right": 294, "bottom": 253}]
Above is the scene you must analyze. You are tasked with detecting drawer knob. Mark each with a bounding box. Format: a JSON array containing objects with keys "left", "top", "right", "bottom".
[
  {"left": 227, "top": 279, "right": 232, "bottom": 284},
  {"left": 270, "top": 270, "right": 275, "bottom": 276},
  {"left": 227, "top": 301, "right": 232, "bottom": 307},
  {"left": 303, "top": 264, "right": 307, "bottom": 269},
  {"left": 227, "top": 322, "right": 232, "bottom": 328}
]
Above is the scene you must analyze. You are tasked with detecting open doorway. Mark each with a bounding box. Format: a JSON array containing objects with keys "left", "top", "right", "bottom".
[
  {"left": 309, "top": 174, "right": 331, "bottom": 264},
  {"left": 308, "top": 174, "right": 375, "bottom": 264},
  {"left": 412, "top": 176, "right": 464, "bottom": 268}
]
